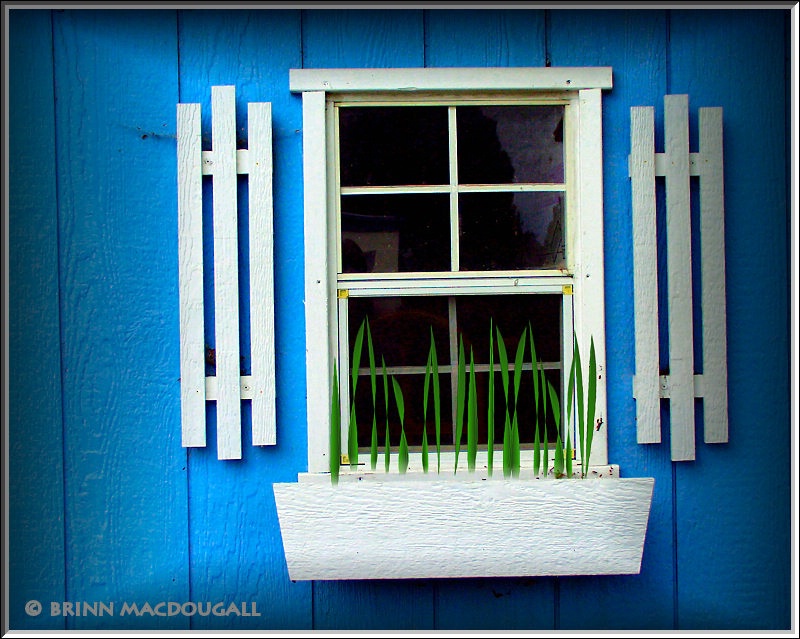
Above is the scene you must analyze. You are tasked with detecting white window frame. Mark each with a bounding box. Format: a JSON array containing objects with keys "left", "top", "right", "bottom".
[{"left": 293, "top": 68, "right": 611, "bottom": 475}]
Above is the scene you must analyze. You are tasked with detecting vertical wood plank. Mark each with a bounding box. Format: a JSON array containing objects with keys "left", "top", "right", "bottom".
[
  {"left": 302, "top": 90, "right": 332, "bottom": 474},
  {"left": 575, "top": 87, "right": 608, "bottom": 466},
  {"left": 630, "top": 106, "right": 661, "bottom": 443},
  {"left": 8, "top": 8, "right": 67, "bottom": 630},
  {"left": 549, "top": 9, "right": 675, "bottom": 630},
  {"left": 671, "top": 10, "right": 790, "bottom": 630},
  {"left": 697, "top": 107, "right": 728, "bottom": 443},
  {"left": 177, "top": 102, "right": 207, "bottom": 447},
  {"left": 424, "top": 8, "right": 556, "bottom": 632},
  {"left": 664, "top": 94, "right": 695, "bottom": 461},
  {"left": 247, "top": 101, "right": 276, "bottom": 446},
  {"left": 211, "top": 85, "right": 242, "bottom": 460},
  {"left": 180, "top": 9, "right": 312, "bottom": 630},
  {"left": 53, "top": 9, "right": 190, "bottom": 630}
]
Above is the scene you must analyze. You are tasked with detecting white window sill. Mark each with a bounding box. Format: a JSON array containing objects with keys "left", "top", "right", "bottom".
[{"left": 273, "top": 472, "right": 654, "bottom": 581}]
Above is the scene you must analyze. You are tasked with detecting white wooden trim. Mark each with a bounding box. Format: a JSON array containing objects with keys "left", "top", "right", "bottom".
[
  {"left": 274, "top": 477, "right": 653, "bottom": 580},
  {"left": 290, "top": 67, "right": 613, "bottom": 93},
  {"left": 630, "top": 106, "right": 661, "bottom": 444},
  {"left": 574, "top": 88, "right": 608, "bottom": 465},
  {"left": 247, "top": 102, "right": 276, "bottom": 446},
  {"left": 205, "top": 375, "right": 255, "bottom": 401},
  {"left": 303, "top": 91, "right": 332, "bottom": 473},
  {"left": 211, "top": 86, "right": 242, "bottom": 460},
  {"left": 698, "top": 108, "right": 729, "bottom": 444},
  {"left": 177, "top": 103, "right": 207, "bottom": 448},
  {"left": 448, "top": 106, "right": 460, "bottom": 271},
  {"left": 664, "top": 95, "right": 696, "bottom": 462}
]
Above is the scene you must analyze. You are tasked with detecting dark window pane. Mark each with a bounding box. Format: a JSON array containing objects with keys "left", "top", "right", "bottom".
[
  {"left": 341, "top": 194, "right": 450, "bottom": 273},
  {"left": 459, "top": 192, "right": 565, "bottom": 271},
  {"left": 457, "top": 105, "right": 565, "bottom": 184},
  {"left": 348, "top": 296, "right": 450, "bottom": 369},
  {"left": 354, "top": 372, "right": 453, "bottom": 450},
  {"left": 339, "top": 106, "right": 449, "bottom": 187},
  {"left": 456, "top": 294, "right": 562, "bottom": 364}
]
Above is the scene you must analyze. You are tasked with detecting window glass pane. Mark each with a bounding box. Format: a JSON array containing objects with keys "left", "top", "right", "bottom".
[
  {"left": 459, "top": 192, "right": 566, "bottom": 271},
  {"left": 455, "top": 294, "right": 562, "bottom": 364},
  {"left": 457, "top": 105, "right": 565, "bottom": 184},
  {"left": 348, "top": 296, "right": 451, "bottom": 450},
  {"left": 341, "top": 194, "right": 450, "bottom": 273},
  {"left": 339, "top": 106, "right": 449, "bottom": 187}
]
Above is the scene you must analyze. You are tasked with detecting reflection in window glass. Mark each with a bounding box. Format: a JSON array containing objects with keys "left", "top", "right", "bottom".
[
  {"left": 457, "top": 105, "right": 565, "bottom": 184},
  {"left": 459, "top": 192, "right": 566, "bottom": 271},
  {"left": 339, "top": 106, "right": 450, "bottom": 187},
  {"left": 341, "top": 194, "right": 450, "bottom": 273}
]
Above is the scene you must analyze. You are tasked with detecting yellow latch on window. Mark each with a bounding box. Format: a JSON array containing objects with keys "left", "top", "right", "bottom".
[
  {"left": 562, "top": 285, "right": 573, "bottom": 295},
  {"left": 337, "top": 289, "right": 349, "bottom": 299}
]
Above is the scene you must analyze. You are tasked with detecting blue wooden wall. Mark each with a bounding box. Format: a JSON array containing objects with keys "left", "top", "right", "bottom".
[{"left": 8, "top": 8, "right": 791, "bottom": 631}]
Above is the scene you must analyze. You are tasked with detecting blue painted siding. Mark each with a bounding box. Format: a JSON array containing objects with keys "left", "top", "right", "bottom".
[{"left": 7, "top": 8, "right": 792, "bottom": 631}]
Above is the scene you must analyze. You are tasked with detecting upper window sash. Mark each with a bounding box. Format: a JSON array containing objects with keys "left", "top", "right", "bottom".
[{"left": 290, "top": 67, "right": 613, "bottom": 93}]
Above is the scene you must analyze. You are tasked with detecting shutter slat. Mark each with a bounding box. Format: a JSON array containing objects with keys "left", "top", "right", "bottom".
[
  {"left": 177, "top": 103, "right": 207, "bottom": 448},
  {"left": 664, "top": 94, "right": 695, "bottom": 461},
  {"left": 248, "top": 102, "right": 277, "bottom": 446},
  {"left": 630, "top": 106, "right": 661, "bottom": 444},
  {"left": 211, "top": 86, "right": 242, "bottom": 460},
  {"left": 699, "top": 108, "right": 729, "bottom": 443}
]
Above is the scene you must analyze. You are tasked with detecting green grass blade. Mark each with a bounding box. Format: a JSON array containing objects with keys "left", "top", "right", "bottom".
[
  {"left": 512, "top": 326, "right": 527, "bottom": 408},
  {"left": 348, "top": 320, "right": 365, "bottom": 469},
  {"left": 529, "top": 323, "right": 540, "bottom": 471},
  {"left": 487, "top": 320, "right": 495, "bottom": 477},
  {"left": 382, "top": 357, "right": 390, "bottom": 473},
  {"left": 567, "top": 346, "right": 578, "bottom": 474},
  {"left": 392, "top": 377, "right": 408, "bottom": 474},
  {"left": 496, "top": 326, "right": 510, "bottom": 398},
  {"left": 430, "top": 329, "right": 441, "bottom": 474},
  {"left": 585, "top": 337, "right": 597, "bottom": 476},
  {"left": 367, "top": 319, "right": 378, "bottom": 470},
  {"left": 467, "top": 348, "right": 478, "bottom": 472},
  {"left": 421, "top": 428, "right": 428, "bottom": 473},
  {"left": 574, "top": 337, "right": 585, "bottom": 476},
  {"left": 541, "top": 365, "right": 549, "bottom": 477},
  {"left": 329, "top": 363, "right": 340, "bottom": 485},
  {"left": 454, "top": 336, "right": 466, "bottom": 473},
  {"left": 511, "top": 412, "right": 520, "bottom": 477},
  {"left": 549, "top": 380, "right": 563, "bottom": 478},
  {"left": 422, "top": 348, "right": 432, "bottom": 474},
  {"left": 502, "top": 412, "right": 512, "bottom": 478},
  {"left": 533, "top": 418, "right": 541, "bottom": 477}
]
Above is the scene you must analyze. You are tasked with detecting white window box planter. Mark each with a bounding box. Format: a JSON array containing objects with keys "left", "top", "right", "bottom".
[{"left": 273, "top": 473, "right": 654, "bottom": 581}]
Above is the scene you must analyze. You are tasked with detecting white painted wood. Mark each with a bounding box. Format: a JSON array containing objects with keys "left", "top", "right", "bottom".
[
  {"left": 247, "top": 102, "right": 276, "bottom": 446},
  {"left": 290, "top": 67, "right": 613, "bottom": 93},
  {"left": 664, "top": 95, "right": 696, "bottom": 461},
  {"left": 574, "top": 88, "right": 608, "bottom": 465},
  {"left": 201, "top": 149, "right": 253, "bottom": 176},
  {"left": 448, "top": 106, "right": 460, "bottom": 271},
  {"left": 177, "top": 103, "right": 207, "bottom": 448},
  {"left": 205, "top": 375, "right": 255, "bottom": 401},
  {"left": 303, "top": 91, "right": 332, "bottom": 473},
  {"left": 630, "top": 106, "right": 661, "bottom": 444},
  {"left": 698, "top": 108, "right": 729, "bottom": 444},
  {"left": 211, "top": 85, "right": 242, "bottom": 460},
  {"left": 629, "top": 152, "right": 702, "bottom": 178},
  {"left": 273, "top": 477, "right": 653, "bottom": 580}
]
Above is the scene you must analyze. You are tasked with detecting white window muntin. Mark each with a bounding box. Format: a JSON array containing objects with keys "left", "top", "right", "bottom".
[{"left": 296, "top": 69, "right": 609, "bottom": 474}]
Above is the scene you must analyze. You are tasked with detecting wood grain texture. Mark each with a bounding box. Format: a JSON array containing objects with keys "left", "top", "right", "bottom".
[
  {"left": 549, "top": 9, "right": 676, "bottom": 630},
  {"left": 247, "top": 101, "right": 276, "bottom": 446},
  {"left": 177, "top": 103, "right": 207, "bottom": 447},
  {"left": 630, "top": 106, "right": 661, "bottom": 443},
  {"left": 274, "top": 478, "right": 654, "bottom": 580},
  {"left": 179, "top": 9, "right": 312, "bottom": 630},
  {"left": 669, "top": 9, "right": 790, "bottom": 630},
  {"left": 52, "top": 9, "right": 190, "bottom": 630},
  {"left": 8, "top": 9, "right": 67, "bottom": 631},
  {"left": 697, "top": 108, "right": 728, "bottom": 444},
  {"left": 210, "top": 85, "right": 243, "bottom": 460},
  {"left": 664, "top": 94, "right": 696, "bottom": 462}
]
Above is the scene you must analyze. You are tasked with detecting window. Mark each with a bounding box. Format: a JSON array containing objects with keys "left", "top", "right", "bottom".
[{"left": 292, "top": 68, "right": 611, "bottom": 474}]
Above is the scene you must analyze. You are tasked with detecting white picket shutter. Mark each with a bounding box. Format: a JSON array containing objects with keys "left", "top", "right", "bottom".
[
  {"left": 629, "top": 95, "right": 728, "bottom": 461},
  {"left": 177, "top": 86, "right": 276, "bottom": 459}
]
